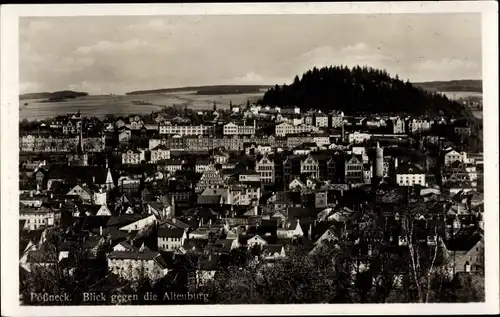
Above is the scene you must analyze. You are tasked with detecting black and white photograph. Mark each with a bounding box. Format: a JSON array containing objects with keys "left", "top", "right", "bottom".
[{"left": 1, "top": 2, "right": 498, "bottom": 316}]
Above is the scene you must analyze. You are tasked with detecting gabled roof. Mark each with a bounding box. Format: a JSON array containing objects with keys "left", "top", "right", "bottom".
[{"left": 151, "top": 144, "right": 169, "bottom": 151}]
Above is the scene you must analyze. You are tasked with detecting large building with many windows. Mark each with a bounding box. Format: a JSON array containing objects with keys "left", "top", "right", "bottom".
[{"left": 159, "top": 124, "right": 215, "bottom": 136}]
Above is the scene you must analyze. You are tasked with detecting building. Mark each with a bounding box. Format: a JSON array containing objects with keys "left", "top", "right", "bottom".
[
  {"left": 396, "top": 163, "right": 426, "bottom": 187},
  {"left": 159, "top": 124, "right": 215, "bottom": 136},
  {"left": 330, "top": 110, "right": 345, "bottom": 128},
  {"left": 195, "top": 165, "right": 224, "bottom": 193},
  {"left": 345, "top": 155, "right": 364, "bottom": 184},
  {"left": 409, "top": 118, "right": 433, "bottom": 134},
  {"left": 393, "top": 117, "right": 406, "bottom": 134},
  {"left": 444, "top": 149, "right": 463, "bottom": 166},
  {"left": 157, "top": 227, "right": 187, "bottom": 252},
  {"left": 122, "top": 149, "right": 143, "bottom": 165},
  {"left": 256, "top": 155, "right": 275, "bottom": 184},
  {"left": 373, "top": 142, "right": 384, "bottom": 184},
  {"left": 300, "top": 154, "right": 319, "bottom": 179},
  {"left": 150, "top": 145, "right": 171, "bottom": 164},
  {"left": 348, "top": 132, "right": 371, "bottom": 144},
  {"left": 275, "top": 123, "right": 319, "bottom": 137},
  {"left": 107, "top": 251, "right": 169, "bottom": 281},
  {"left": 20, "top": 206, "right": 58, "bottom": 231},
  {"left": 314, "top": 112, "right": 329, "bottom": 127},
  {"left": 223, "top": 121, "right": 256, "bottom": 136}
]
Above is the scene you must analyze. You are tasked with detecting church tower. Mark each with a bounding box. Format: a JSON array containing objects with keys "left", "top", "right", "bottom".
[
  {"left": 68, "top": 113, "right": 88, "bottom": 166},
  {"left": 373, "top": 141, "right": 384, "bottom": 184}
]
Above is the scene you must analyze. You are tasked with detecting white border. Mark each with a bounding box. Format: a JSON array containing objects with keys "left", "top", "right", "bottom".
[{"left": 1, "top": 2, "right": 498, "bottom": 316}]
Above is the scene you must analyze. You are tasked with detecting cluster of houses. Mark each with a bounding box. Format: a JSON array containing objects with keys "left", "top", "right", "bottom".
[{"left": 18, "top": 107, "right": 484, "bottom": 295}]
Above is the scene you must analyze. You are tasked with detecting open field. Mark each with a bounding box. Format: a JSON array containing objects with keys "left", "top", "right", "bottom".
[{"left": 19, "top": 91, "right": 264, "bottom": 121}]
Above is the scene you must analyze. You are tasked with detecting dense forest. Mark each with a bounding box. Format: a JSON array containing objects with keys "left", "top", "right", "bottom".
[
  {"left": 20, "top": 90, "right": 88, "bottom": 101},
  {"left": 258, "top": 66, "right": 467, "bottom": 117}
]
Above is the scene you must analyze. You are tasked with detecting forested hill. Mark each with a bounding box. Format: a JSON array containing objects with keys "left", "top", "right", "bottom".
[
  {"left": 259, "top": 66, "right": 466, "bottom": 117},
  {"left": 20, "top": 91, "right": 88, "bottom": 100}
]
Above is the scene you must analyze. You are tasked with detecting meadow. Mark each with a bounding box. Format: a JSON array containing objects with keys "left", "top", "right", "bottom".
[{"left": 19, "top": 91, "right": 265, "bottom": 121}]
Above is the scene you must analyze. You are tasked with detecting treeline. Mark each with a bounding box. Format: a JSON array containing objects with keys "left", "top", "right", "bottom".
[
  {"left": 259, "top": 66, "right": 466, "bottom": 117},
  {"left": 414, "top": 80, "right": 482, "bottom": 93},
  {"left": 20, "top": 91, "right": 88, "bottom": 101},
  {"left": 126, "top": 85, "right": 271, "bottom": 96}
]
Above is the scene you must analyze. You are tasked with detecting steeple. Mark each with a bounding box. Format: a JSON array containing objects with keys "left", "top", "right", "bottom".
[{"left": 77, "top": 116, "right": 84, "bottom": 155}]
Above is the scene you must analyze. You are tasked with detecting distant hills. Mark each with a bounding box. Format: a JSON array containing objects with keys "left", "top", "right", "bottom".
[
  {"left": 258, "top": 65, "right": 473, "bottom": 117},
  {"left": 126, "top": 85, "right": 272, "bottom": 96},
  {"left": 20, "top": 90, "right": 88, "bottom": 101},
  {"left": 413, "top": 80, "right": 482, "bottom": 93}
]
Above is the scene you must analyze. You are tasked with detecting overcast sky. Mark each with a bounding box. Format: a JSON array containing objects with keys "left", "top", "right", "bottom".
[{"left": 19, "top": 14, "right": 482, "bottom": 95}]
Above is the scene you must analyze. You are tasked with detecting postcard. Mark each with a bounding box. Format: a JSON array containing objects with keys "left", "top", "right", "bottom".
[{"left": 1, "top": 2, "right": 498, "bottom": 316}]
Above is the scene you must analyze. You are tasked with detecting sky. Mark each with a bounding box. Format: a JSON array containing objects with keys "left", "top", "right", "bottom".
[{"left": 19, "top": 14, "right": 482, "bottom": 95}]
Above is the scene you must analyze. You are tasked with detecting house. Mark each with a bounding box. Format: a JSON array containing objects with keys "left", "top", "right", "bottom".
[
  {"left": 392, "top": 117, "right": 406, "bottom": 134},
  {"left": 261, "top": 244, "right": 286, "bottom": 261},
  {"left": 409, "top": 118, "right": 432, "bottom": 133},
  {"left": 275, "top": 122, "right": 318, "bottom": 137},
  {"left": 314, "top": 112, "right": 329, "bottom": 127},
  {"left": 277, "top": 220, "right": 304, "bottom": 239},
  {"left": 288, "top": 177, "right": 306, "bottom": 191},
  {"left": 444, "top": 149, "right": 463, "bottom": 166},
  {"left": 150, "top": 145, "right": 171, "bottom": 163},
  {"left": 344, "top": 155, "right": 364, "bottom": 184},
  {"left": 122, "top": 149, "right": 143, "bottom": 165},
  {"left": 247, "top": 234, "right": 268, "bottom": 248},
  {"left": 256, "top": 155, "right": 275, "bottom": 184},
  {"left": 348, "top": 132, "right": 371, "bottom": 144},
  {"left": 107, "top": 251, "right": 169, "bottom": 281},
  {"left": 158, "top": 159, "right": 183, "bottom": 174},
  {"left": 19, "top": 206, "right": 57, "bottom": 231},
  {"left": 300, "top": 154, "right": 319, "bottom": 178},
  {"left": 157, "top": 227, "right": 187, "bottom": 252},
  {"left": 209, "top": 239, "right": 241, "bottom": 253},
  {"left": 223, "top": 121, "right": 256, "bottom": 136},
  {"left": 396, "top": 163, "right": 426, "bottom": 187},
  {"left": 192, "top": 254, "right": 220, "bottom": 289},
  {"left": 195, "top": 158, "right": 211, "bottom": 173},
  {"left": 118, "top": 129, "right": 132, "bottom": 144},
  {"left": 67, "top": 184, "right": 94, "bottom": 204},
  {"left": 195, "top": 165, "right": 224, "bottom": 193},
  {"left": 19, "top": 193, "right": 45, "bottom": 208},
  {"left": 113, "top": 240, "right": 139, "bottom": 252},
  {"left": 330, "top": 110, "right": 344, "bottom": 128}
]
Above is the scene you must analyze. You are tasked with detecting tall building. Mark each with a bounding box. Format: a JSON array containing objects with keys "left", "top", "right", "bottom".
[
  {"left": 373, "top": 142, "right": 384, "bottom": 184},
  {"left": 67, "top": 115, "right": 88, "bottom": 166}
]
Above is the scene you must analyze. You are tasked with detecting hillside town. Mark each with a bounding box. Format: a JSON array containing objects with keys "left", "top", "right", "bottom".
[{"left": 19, "top": 103, "right": 484, "bottom": 304}]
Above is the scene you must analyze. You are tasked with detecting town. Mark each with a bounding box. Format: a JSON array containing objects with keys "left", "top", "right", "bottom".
[{"left": 19, "top": 100, "right": 484, "bottom": 304}]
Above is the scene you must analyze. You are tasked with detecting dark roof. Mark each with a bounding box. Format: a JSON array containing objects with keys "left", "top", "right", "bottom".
[
  {"left": 47, "top": 166, "right": 109, "bottom": 185},
  {"left": 158, "top": 227, "right": 185, "bottom": 238},
  {"left": 197, "top": 195, "right": 221, "bottom": 205},
  {"left": 182, "top": 239, "right": 209, "bottom": 252},
  {"left": 396, "top": 163, "right": 424, "bottom": 174},
  {"left": 106, "top": 214, "right": 144, "bottom": 227},
  {"left": 108, "top": 250, "right": 162, "bottom": 261}
]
